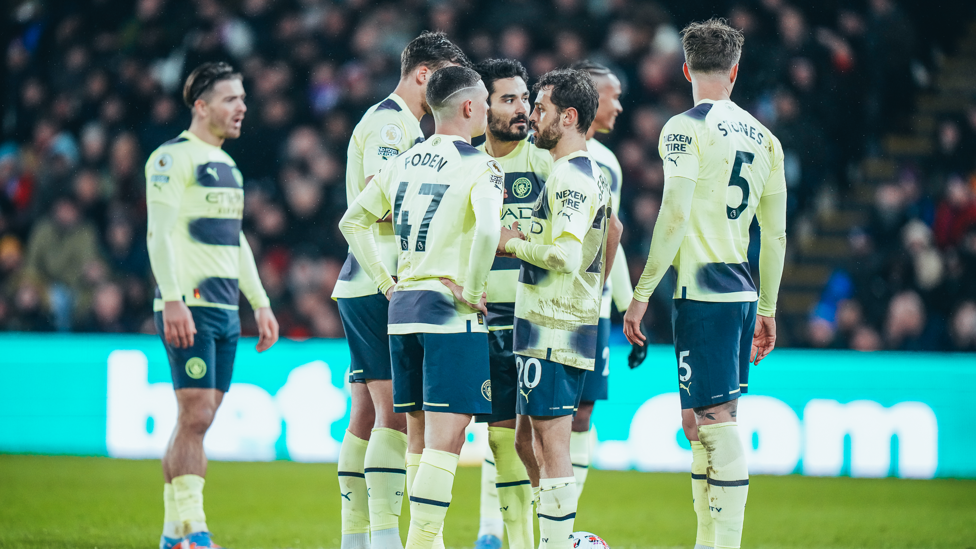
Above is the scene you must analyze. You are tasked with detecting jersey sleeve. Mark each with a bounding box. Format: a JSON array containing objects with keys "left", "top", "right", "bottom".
[
  {"left": 763, "top": 133, "right": 787, "bottom": 197},
  {"left": 145, "top": 147, "right": 190, "bottom": 206},
  {"left": 659, "top": 115, "right": 701, "bottom": 182},
  {"left": 358, "top": 166, "right": 395, "bottom": 219},
  {"left": 549, "top": 170, "right": 598, "bottom": 243},
  {"left": 470, "top": 159, "right": 505, "bottom": 206},
  {"left": 360, "top": 115, "right": 413, "bottom": 182}
]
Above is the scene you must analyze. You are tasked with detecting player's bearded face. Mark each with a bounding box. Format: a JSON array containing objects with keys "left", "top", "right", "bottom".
[
  {"left": 486, "top": 77, "right": 530, "bottom": 142},
  {"left": 488, "top": 109, "right": 529, "bottom": 142},
  {"left": 529, "top": 88, "right": 562, "bottom": 150},
  {"left": 205, "top": 79, "right": 247, "bottom": 139}
]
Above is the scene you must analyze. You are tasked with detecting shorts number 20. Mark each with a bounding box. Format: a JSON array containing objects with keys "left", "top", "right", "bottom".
[{"left": 516, "top": 356, "right": 542, "bottom": 389}]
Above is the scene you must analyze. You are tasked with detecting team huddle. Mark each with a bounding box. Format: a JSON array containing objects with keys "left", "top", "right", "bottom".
[{"left": 145, "top": 17, "right": 786, "bottom": 549}]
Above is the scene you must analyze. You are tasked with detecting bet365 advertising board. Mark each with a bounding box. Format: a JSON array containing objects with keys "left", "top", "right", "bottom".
[{"left": 1, "top": 334, "right": 973, "bottom": 478}]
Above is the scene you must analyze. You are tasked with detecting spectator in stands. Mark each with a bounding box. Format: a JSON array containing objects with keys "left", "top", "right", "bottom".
[
  {"left": 933, "top": 174, "right": 976, "bottom": 249},
  {"left": 950, "top": 301, "right": 976, "bottom": 352}
]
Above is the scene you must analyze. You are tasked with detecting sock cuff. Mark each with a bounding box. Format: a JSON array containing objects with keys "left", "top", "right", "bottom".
[
  {"left": 487, "top": 426, "right": 516, "bottom": 447},
  {"left": 691, "top": 440, "right": 705, "bottom": 450},
  {"left": 406, "top": 452, "right": 423, "bottom": 467},
  {"left": 172, "top": 474, "right": 205, "bottom": 492},
  {"left": 372, "top": 427, "right": 409, "bottom": 444},
  {"left": 697, "top": 422, "right": 737, "bottom": 436},
  {"left": 539, "top": 477, "right": 576, "bottom": 492},
  {"left": 569, "top": 430, "right": 590, "bottom": 463},
  {"left": 421, "top": 448, "right": 459, "bottom": 474},
  {"left": 164, "top": 483, "right": 175, "bottom": 498},
  {"left": 343, "top": 430, "right": 370, "bottom": 449}
]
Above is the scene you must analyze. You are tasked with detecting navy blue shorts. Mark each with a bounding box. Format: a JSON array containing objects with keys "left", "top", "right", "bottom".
[
  {"left": 579, "top": 318, "right": 611, "bottom": 402},
  {"left": 154, "top": 306, "right": 240, "bottom": 392},
  {"left": 476, "top": 329, "right": 518, "bottom": 424},
  {"left": 671, "top": 299, "right": 757, "bottom": 409},
  {"left": 337, "top": 294, "right": 392, "bottom": 382},
  {"left": 390, "top": 331, "right": 491, "bottom": 415},
  {"left": 514, "top": 355, "right": 585, "bottom": 417}
]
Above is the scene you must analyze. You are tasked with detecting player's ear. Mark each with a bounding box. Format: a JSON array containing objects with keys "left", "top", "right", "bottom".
[
  {"left": 563, "top": 106, "right": 578, "bottom": 129},
  {"left": 682, "top": 63, "right": 692, "bottom": 83},
  {"left": 415, "top": 65, "right": 429, "bottom": 85},
  {"left": 729, "top": 63, "right": 739, "bottom": 85},
  {"left": 463, "top": 99, "right": 474, "bottom": 119}
]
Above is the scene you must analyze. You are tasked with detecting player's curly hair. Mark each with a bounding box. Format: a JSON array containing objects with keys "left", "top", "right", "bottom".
[
  {"left": 532, "top": 69, "right": 598, "bottom": 133},
  {"left": 472, "top": 58, "right": 529, "bottom": 101},
  {"left": 182, "top": 62, "right": 242, "bottom": 108},
  {"left": 401, "top": 31, "right": 471, "bottom": 78},
  {"left": 680, "top": 18, "right": 744, "bottom": 74},
  {"left": 426, "top": 66, "right": 482, "bottom": 112}
]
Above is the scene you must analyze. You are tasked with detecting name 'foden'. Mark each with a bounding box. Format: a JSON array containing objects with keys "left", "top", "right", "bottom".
[{"left": 404, "top": 152, "right": 449, "bottom": 172}]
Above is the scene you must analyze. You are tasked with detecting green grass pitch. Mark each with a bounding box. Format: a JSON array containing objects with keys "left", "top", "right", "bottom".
[{"left": 1, "top": 455, "right": 974, "bottom": 549}]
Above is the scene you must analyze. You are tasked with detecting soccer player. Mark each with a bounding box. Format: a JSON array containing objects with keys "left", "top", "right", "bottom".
[
  {"left": 471, "top": 58, "right": 552, "bottom": 549},
  {"left": 623, "top": 19, "right": 787, "bottom": 549},
  {"left": 498, "top": 69, "right": 622, "bottom": 549},
  {"left": 331, "top": 31, "right": 469, "bottom": 549},
  {"left": 338, "top": 66, "right": 503, "bottom": 549},
  {"left": 567, "top": 60, "right": 646, "bottom": 498},
  {"left": 146, "top": 62, "right": 280, "bottom": 549}
]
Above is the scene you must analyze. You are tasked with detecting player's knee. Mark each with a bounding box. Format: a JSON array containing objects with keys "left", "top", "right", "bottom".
[
  {"left": 179, "top": 405, "right": 217, "bottom": 434},
  {"left": 682, "top": 415, "right": 699, "bottom": 441},
  {"left": 572, "top": 403, "right": 593, "bottom": 432}
]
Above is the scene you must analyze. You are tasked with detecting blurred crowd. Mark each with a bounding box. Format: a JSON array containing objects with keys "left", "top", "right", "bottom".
[{"left": 1, "top": 0, "right": 974, "bottom": 351}]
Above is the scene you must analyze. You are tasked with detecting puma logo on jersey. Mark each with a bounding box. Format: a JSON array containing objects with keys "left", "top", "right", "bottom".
[
  {"left": 207, "top": 166, "right": 219, "bottom": 181},
  {"left": 667, "top": 156, "right": 679, "bottom": 166},
  {"left": 680, "top": 382, "right": 692, "bottom": 395}
]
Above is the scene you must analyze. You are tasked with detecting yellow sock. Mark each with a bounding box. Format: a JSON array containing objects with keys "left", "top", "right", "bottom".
[
  {"left": 699, "top": 423, "right": 749, "bottom": 549},
  {"left": 365, "top": 428, "right": 408, "bottom": 544},
  {"left": 569, "top": 430, "right": 591, "bottom": 497},
  {"left": 489, "top": 426, "right": 534, "bottom": 549},
  {"left": 537, "top": 477, "right": 577, "bottom": 549},
  {"left": 691, "top": 441, "right": 715, "bottom": 549},
  {"left": 338, "top": 430, "right": 371, "bottom": 548},
  {"left": 405, "top": 449, "right": 458, "bottom": 549},
  {"left": 477, "top": 447, "right": 503, "bottom": 539},
  {"left": 162, "top": 483, "right": 181, "bottom": 538},
  {"left": 406, "top": 453, "right": 444, "bottom": 549},
  {"left": 172, "top": 474, "right": 207, "bottom": 535}
]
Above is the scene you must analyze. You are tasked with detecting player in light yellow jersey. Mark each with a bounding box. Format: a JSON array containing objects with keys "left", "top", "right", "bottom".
[
  {"left": 497, "top": 69, "right": 622, "bottom": 549},
  {"left": 331, "top": 32, "right": 470, "bottom": 549},
  {"left": 146, "top": 62, "right": 279, "bottom": 549},
  {"left": 623, "top": 19, "right": 787, "bottom": 549},
  {"left": 339, "top": 66, "right": 503, "bottom": 549},
  {"left": 470, "top": 58, "right": 551, "bottom": 549}
]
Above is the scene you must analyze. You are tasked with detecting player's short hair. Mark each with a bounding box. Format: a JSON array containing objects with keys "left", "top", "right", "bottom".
[
  {"left": 532, "top": 69, "right": 598, "bottom": 133},
  {"left": 680, "top": 18, "right": 744, "bottom": 74},
  {"left": 182, "top": 62, "right": 242, "bottom": 108},
  {"left": 472, "top": 59, "right": 529, "bottom": 100},
  {"left": 570, "top": 60, "right": 613, "bottom": 79},
  {"left": 401, "top": 31, "right": 471, "bottom": 78},
  {"left": 426, "top": 66, "right": 482, "bottom": 112}
]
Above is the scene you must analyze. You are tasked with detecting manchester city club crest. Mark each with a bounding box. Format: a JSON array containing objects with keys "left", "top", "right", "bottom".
[
  {"left": 481, "top": 380, "right": 492, "bottom": 401},
  {"left": 512, "top": 177, "right": 532, "bottom": 199}
]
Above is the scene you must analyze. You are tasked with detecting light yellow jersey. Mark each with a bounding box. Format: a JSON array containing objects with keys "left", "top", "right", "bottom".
[
  {"left": 513, "top": 151, "right": 611, "bottom": 370},
  {"left": 145, "top": 130, "right": 268, "bottom": 312},
  {"left": 476, "top": 137, "right": 553, "bottom": 331},
  {"left": 354, "top": 135, "right": 504, "bottom": 334},
  {"left": 333, "top": 94, "right": 423, "bottom": 299},
  {"left": 658, "top": 99, "right": 786, "bottom": 303},
  {"left": 588, "top": 137, "right": 628, "bottom": 319}
]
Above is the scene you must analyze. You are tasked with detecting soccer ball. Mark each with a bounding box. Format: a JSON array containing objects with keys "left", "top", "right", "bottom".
[{"left": 570, "top": 531, "right": 610, "bottom": 549}]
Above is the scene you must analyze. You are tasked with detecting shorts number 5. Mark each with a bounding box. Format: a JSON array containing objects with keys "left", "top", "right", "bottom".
[{"left": 678, "top": 351, "right": 692, "bottom": 382}]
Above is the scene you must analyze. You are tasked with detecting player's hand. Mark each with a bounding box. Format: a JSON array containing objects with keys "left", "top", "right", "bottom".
[
  {"left": 751, "top": 315, "right": 776, "bottom": 364},
  {"left": 496, "top": 222, "right": 525, "bottom": 258},
  {"left": 254, "top": 306, "right": 280, "bottom": 353},
  {"left": 440, "top": 278, "right": 488, "bottom": 315},
  {"left": 163, "top": 300, "right": 196, "bottom": 349},
  {"left": 623, "top": 299, "right": 648, "bottom": 347},
  {"left": 376, "top": 212, "right": 393, "bottom": 224},
  {"left": 384, "top": 283, "right": 396, "bottom": 301},
  {"left": 628, "top": 332, "right": 648, "bottom": 368}
]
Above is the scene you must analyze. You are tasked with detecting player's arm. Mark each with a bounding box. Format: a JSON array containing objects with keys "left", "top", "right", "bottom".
[
  {"left": 145, "top": 149, "right": 196, "bottom": 349},
  {"left": 603, "top": 209, "right": 623, "bottom": 286},
  {"left": 338, "top": 174, "right": 396, "bottom": 296},
  {"left": 444, "top": 168, "right": 504, "bottom": 313},
  {"left": 753, "top": 137, "right": 788, "bottom": 364},
  {"left": 238, "top": 232, "right": 278, "bottom": 352},
  {"left": 502, "top": 174, "right": 588, "bottom": 273},
  {"left": 610, "top": 242, "right": 634, "bottom": 310},
  {"left": 361, "top": 117, "right": 410, "bottom": 221}
]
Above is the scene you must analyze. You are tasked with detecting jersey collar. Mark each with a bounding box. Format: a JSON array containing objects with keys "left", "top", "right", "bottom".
[
  {"left": 180, "top": 129, "right": 221, "bottom": 150},
  {"left": 552, "top": 148, "right": 589, "bottom": 168}
]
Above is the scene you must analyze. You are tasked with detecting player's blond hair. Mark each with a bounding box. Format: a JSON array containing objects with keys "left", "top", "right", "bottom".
[{"left": 680, "top": 18, "right": 744, "bottom": 74}]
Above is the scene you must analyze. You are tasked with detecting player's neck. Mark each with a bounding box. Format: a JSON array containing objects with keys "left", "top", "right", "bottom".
[
  {"left": 392, "top": 80, "right": 426, "bottom": 122},
  {"left": 433, "top": 122, "right": 472, "bottom": 144},
  {"left": 550, "top": 132, "right": 587, "bottom": 162},
  {"left": 188, "top": 119, "right": 224, "bottom": 148},
  {"left": 691, "top": 78, "right": 733, "bottom": 104},
  {"left": 484, "top": 134, "right": 519, "bottom": 158}
]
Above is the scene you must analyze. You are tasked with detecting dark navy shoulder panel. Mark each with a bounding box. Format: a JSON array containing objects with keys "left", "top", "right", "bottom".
[
  {"left": 568, "top": 155, "right": 595, "bottom": 179},
  {"left": 376, "top": 98, "right": 402, "bottom": 112},
  {"left": 454, "top": 140, "right": 482, "bottom": 157},
  {"left": 161, "top": 136, "right": 189, "bottom": 146},
  {"left": 683, "top": 103, "right": 713, "bottom": 120}
]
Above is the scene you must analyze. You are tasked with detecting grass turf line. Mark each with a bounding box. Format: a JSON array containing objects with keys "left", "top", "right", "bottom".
[{"left": 1, "top": 455, "right": 974, "bottom": 549}]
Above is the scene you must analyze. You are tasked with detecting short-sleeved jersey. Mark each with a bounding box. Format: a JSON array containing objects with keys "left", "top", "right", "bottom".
[
  {"left": 588, "top": 137, "right": 624, "bottom": 319},
  {"left": 476, "top": 137, "right": 553, "bottom": 331},
  {"left": 354, "top": 135, "right": 504, "bottom": 335},
  {"left": 145, "top": 131, "right": 245, "bottom": 311},
  {"left": 333, "top": 94, "right": 424, "bottom": 299},
  {"left": 513, "top": 151, "right": 611, "bottom": 370},
  {"left": 659, "top": 99, "right": 786, "bottom": 303}
]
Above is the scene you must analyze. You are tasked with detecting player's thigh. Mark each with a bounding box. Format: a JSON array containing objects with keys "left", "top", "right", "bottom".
[
  {"left": 338, "top": 294, "right": 392, "bottom": 382},
  {"left": 476, "top": 329, "right": 518, "bottom": 425},
  {"left": 514, "top": 355, "right": 586, "bottom": 418},
  {"left": 390, "top": 333, "right": 424, "bottom": 414},
  {"left": 672, "top": 299, "right": 750, "bottom": 410},
  {"left": 421, "top": 332, "right": 492, "bottom": 415},
  {"left": 156, "top": 308, "right": 219, "bottom": 391},
  {"left": 579, "top": 317, "right": 611, "bottom": 403}
]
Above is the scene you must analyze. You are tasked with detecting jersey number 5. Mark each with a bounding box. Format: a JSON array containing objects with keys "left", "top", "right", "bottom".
[
  {"left": 393, "top": 182, "right": 448, "bottom": 251},
  {"left": 727, "top": 150, "right": 754, "bottom": 220}
]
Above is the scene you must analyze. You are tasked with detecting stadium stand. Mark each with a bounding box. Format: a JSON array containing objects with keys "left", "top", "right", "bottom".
[{"left": 0, "top": 0, "right": 974, "bottom": 351}]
